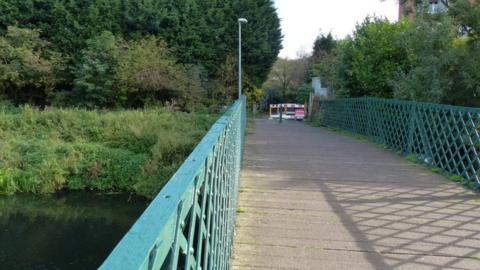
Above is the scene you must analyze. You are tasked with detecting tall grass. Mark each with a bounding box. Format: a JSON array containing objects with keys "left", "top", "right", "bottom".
[{"left": 0, "top": 105, "right": 218, "bottom": 198}]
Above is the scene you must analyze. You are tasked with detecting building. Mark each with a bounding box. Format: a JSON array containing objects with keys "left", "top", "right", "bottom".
[
  {"left": 399, "top": 0, "right": 476, "bottom": 20},
  {"left": 399, "top": 0, "right": 416, "bottom": 21},
  {"left": 311, "top": 77, "right": 329, "bottom": 98}
]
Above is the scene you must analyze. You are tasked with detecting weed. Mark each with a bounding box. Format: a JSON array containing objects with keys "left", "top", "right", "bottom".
[
  {"left": 449, "top": 175, "right": 463, "bottom": 183},
  {"left": 405, "top": 154, "right": 418, "bottom": 162},
  {"left": 0, "top": 105, "right": 218, "bottom": 198}
]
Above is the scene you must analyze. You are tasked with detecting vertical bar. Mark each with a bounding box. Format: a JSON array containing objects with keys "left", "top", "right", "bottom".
[
  {"left": 407, "top": 103, "right": 418, "bottom": 154},
  {"left": 169, "top": 202, "right": 184, "bottom": 270},
  {"left": 238, "top": 22, "right": 242, "bottom": 99},
  {"left": 203, "top": 148, "right": 219, "bottom": 270},
  {"left": 196, "top": 158, "right": 211, "bottom": 270},
  {"left": 185, "top": 177, "right": 200, "bottom": 270}
]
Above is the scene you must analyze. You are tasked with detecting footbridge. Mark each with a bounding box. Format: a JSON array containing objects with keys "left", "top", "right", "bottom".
[{"left": 101, "top": 97, "right": 480, "bottom": 270}]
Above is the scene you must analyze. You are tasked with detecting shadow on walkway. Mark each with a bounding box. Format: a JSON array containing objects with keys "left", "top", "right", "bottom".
[{"left": 233, "top": 119, "right": 480, "bottom": 270}]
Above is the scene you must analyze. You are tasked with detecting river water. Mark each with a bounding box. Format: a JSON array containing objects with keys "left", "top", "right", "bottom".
[{"left": 0, "top": 192, "right": 148, "bottom": 270}]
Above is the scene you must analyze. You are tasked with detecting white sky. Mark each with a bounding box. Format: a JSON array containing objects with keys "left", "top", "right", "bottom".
[{"left": 274, "top": 0, "right": 399, "bottom": 59}]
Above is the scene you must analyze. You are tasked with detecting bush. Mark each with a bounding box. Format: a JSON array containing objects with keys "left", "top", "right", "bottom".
[
  {"left": 0, "top": 105, "right": 218, "bottom": 198},
  {"left": 0, "top": 26, "right": 63, "bottom": 105},
  {"left": 73, "top": 31, "right": 120, "bottom": 108},
  {"left": 336, "top": 17, "right": 411, "bottom": 98}
]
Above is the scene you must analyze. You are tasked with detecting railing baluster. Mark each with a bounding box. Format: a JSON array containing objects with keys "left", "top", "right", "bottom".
[
  {"left": 318, "top": 97, "right": 480, "bottom": 189},
  {"left": 100, "top": 97, "right": 246, "bottom": 270}
]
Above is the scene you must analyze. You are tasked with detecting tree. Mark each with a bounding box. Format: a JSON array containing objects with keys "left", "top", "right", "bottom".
[
  {"left": 311, "top": 33, "right": 335, "bottom": 63},
  {"left": 0, "top": 26, "right": 61, "bottom": 105},
  {"left": 268, "top": 58, "right": 293, "bottom": 102},
  {"left": 392, "top": 14, "right": 457, "bottom": 103},
  {"left": 73, "top": 32, "right": 120, "bottom": 108},
  {"left": 232, "top": 0, "right": 283, "bottom": 87},
  {"left": 296, "top": 84, "right": 312, "bottom": 104},
  {"left": 0, "top": 0, "right": 282, "bottom": 106},
  {"left": 213, "top": 55, "right": 237, "bottom": 103},
  {"left": 338, "top": 17, "right": 411, "bottom": 98},
  {"left": 263, "top": 57, "right": 310, "bottom": 103},
  {"left": 309, "top": 33, "right": 338, "bottom": 92},
  {"left": 116, "top": 36, "right": 203, "bottom": 108},
  {"left": 393, "top": 11, "right": 480, "bottom": 106},
  {"left": 449, "top": 0, "right": 480, "bottom": 41}
]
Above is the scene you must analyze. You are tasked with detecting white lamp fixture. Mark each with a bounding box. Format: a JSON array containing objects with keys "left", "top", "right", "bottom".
[{"left": 238, "top": 18, "right": 248, "bottom": 99}]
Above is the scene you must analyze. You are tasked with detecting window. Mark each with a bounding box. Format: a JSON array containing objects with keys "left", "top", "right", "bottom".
[{"left": 428, "top": 0, "right": 447, "bottom": 14}]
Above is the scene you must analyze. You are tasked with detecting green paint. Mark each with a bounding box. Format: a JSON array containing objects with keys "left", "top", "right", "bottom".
[
  {"left": 318, "top": 97, "right": 480, "bottom": 190},
  {"left": 100, "top": 97, "right": 246, "bottom": 270}
]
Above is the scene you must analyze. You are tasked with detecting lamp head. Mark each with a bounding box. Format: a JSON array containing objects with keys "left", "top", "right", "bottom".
[{"left": 238, "top": 18, "right": 248, "bottom": 24}]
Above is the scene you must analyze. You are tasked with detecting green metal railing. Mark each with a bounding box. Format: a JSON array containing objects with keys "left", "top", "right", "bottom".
[
  {"left": 100, "top": 97, "right": 246, "bottom": 270},
  {"left": 319, "top": 97, "right": 480, "bottom": 188}
]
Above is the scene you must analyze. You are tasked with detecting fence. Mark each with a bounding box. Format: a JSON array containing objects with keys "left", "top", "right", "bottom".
[
  {"left": 100, "top": 97, "right": 246, "bottom": 270},
  {"left": 319, "top": 97, "right": 480, "bottom": 187}
]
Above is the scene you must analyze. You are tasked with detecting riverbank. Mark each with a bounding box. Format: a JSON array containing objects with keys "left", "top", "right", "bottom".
[{"left": 0, "top": 105, "right": 218, "bottom": 198}]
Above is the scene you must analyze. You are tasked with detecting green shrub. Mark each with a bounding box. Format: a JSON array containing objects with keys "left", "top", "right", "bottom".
[{"left": 0, "top": 105, "right": 217, "bottom": 198}]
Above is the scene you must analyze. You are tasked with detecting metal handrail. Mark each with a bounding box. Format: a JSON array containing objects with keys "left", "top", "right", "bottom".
[
  {"left": 100, "top": 96, "right": 246, "bottom": 270},
  {"left": 319, "top": 97, "right": 480, "bottom": 188}
]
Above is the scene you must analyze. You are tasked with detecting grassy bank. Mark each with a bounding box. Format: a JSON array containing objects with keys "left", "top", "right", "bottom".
[{"left": 0, "top": 105, "right": 218, "bottom": 198}]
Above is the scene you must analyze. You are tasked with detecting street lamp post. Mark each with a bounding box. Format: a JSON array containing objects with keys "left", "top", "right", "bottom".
[{"left": 238, "top": 18, "right": 248, "bottom": 99}]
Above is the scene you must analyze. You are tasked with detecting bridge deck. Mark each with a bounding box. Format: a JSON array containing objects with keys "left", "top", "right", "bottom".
[{"left": 232, "top": 119, "right": 480, "bottom": 270}]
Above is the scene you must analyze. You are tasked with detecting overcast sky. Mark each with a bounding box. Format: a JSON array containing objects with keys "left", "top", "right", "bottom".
[{"left": 274, "top": 0, "right": 399, "bottom": 58}]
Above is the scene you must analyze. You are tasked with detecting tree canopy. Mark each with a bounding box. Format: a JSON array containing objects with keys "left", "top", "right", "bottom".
[
  {"left": 306, "top": 0, "right": 480, "bottom": 107},
  {"left": 0, "top": 0, "right": 282, "bottom": 107}
]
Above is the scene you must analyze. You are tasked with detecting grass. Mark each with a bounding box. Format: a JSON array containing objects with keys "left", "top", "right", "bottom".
[
  {"left": 305, "top": 115, "right": 324, "bottom": 128},
  {"left": 0, "top": 105, "right": 218, "bottom": 198},
  {"left": 403, "top": 154, "right": 479, "bottom": 190},
  {"left": 405, "top": 154, "right": 418, "bottom": 162}
]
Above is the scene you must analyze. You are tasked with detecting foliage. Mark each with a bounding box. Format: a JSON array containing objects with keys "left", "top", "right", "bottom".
[
  {"left": 116, "top": 36, "right": 206, "bottom": 108},
  {"left": 339, "top": 17, "right": 411, "bottom": 98},
  {"left": 308, "top": 19, "right": 411, "bottom": 99},
  {"left": 0, "top": 0, "right": 282, "bottom": 107},
  {"left": 310, "top": 34, "right": 338, "bottom": 89},
  {"left": 212, "top": 55, "right": 237, "bottom": 103},
  {"left": 449, "top": 0, "right": 480, "bottom": 41},
  {"left": 0, "top": 105, "right": 218, "bottom": 198},
  {"left": 392, "top": 4, "right": 480, "bottom": 106},
  {"left": 308, "top": 2, "right": 480, "bottom": 107},
  {"left": 263, "top": 57, "right": 310, "bottom": 103},
  {"left": 245, "top": 86, "right": 264, "bottom": 107},
  {"left": 295, "top": 84, "right": 312, "bottom": 104},
  {"left": 73, "top": 31, "right": 120, "bottom": 108},
  {"left": 0, "top": 26, "right": 62, "bottom": 105},
  {"left": 71, "top": 33, "right": 207, "bottom": 109},
  {"left": 391, "top": 14, "right": 459, "bottom": 103},
  {"left": 311, "top": 33, "right": 335, "bottom": 63}
]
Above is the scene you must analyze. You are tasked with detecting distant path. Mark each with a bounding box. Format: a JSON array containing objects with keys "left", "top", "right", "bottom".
[{"left": 232, "top": 119, "right": 480, "bottom": 270}]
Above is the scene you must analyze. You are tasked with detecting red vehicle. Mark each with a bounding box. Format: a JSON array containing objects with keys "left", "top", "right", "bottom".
[
  {"left": 269, "top": 104, "right": 305, "bottom": 121},
  {"left": 294, "top": 107, "right": 305, "bottom": 120}
]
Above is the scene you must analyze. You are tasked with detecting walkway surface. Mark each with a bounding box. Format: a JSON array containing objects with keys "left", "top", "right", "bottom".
[{"left": 232, "top": 119, "right": 480, "bottom": 270}]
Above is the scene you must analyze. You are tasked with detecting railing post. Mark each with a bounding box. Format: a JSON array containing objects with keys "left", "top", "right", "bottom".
[
  {"left": 406, "top": 102, "right": 418, "bottom": 154},
  {"left": 99, "top": 98, "right": 246, "bottom": 270}
]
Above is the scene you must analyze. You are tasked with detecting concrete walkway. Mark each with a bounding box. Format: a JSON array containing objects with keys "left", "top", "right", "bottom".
[{"left": 232, "top": 119, "right": 480, "bottom": 270}]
